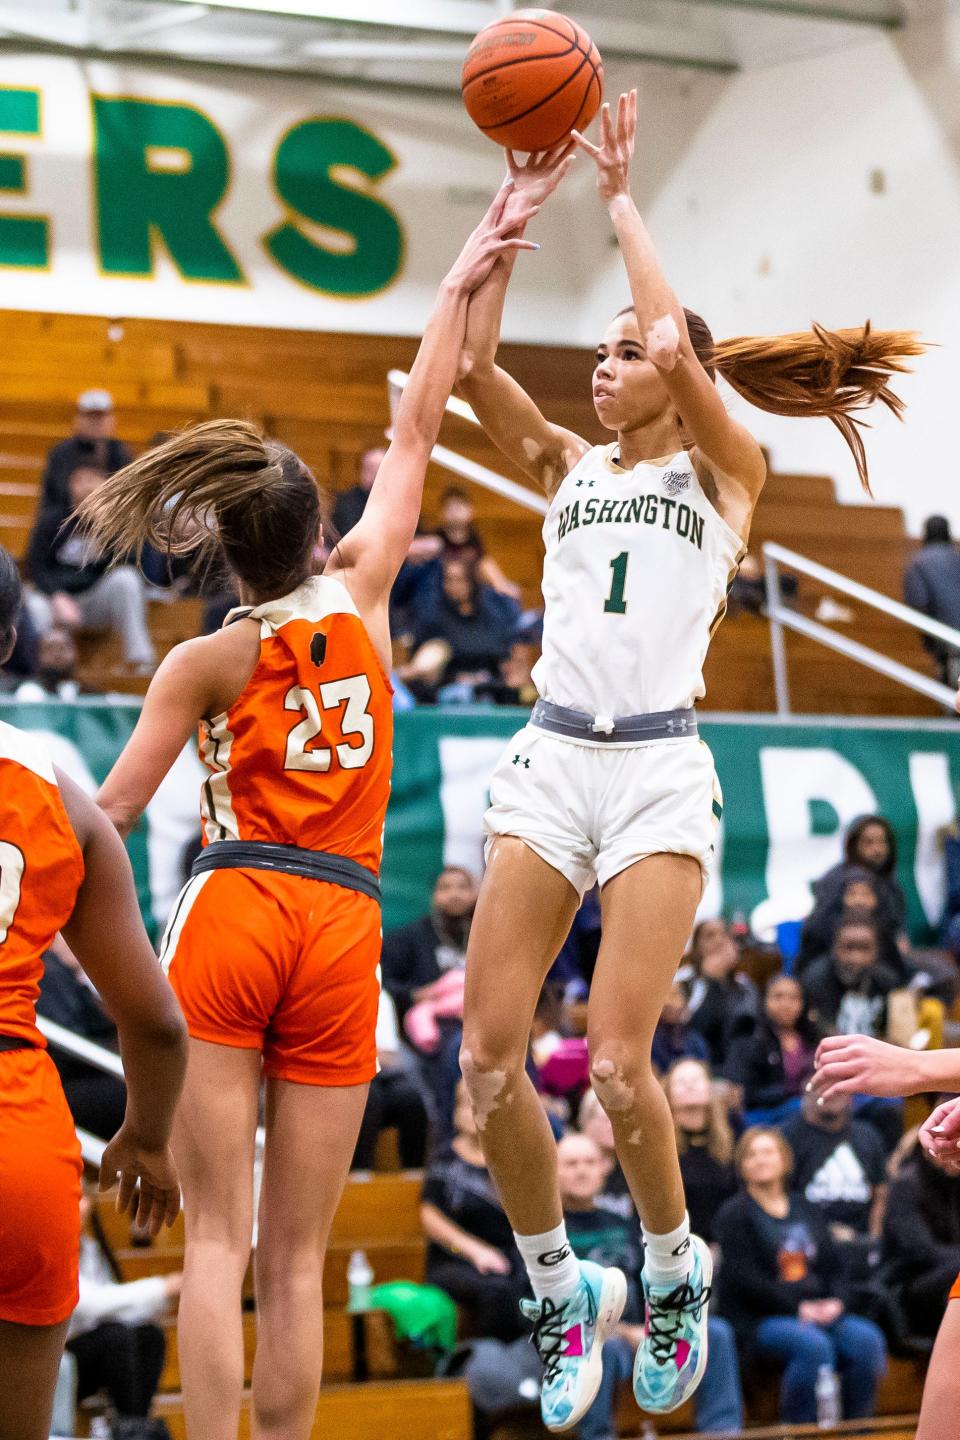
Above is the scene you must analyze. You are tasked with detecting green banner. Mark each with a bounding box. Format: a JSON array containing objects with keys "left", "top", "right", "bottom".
[{"left": 4, "top": 700, "right": 959, "bottom": 941}]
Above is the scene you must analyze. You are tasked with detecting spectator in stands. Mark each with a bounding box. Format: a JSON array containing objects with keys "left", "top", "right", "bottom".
[
  {"left": 36, "top": 937, "right": 127, "bottom": 1140},
  {"left": 25, "top": 463, "right": 156, "bottom": 671},
  {"left": 725, "top": 973, "right": 818, "bottom": 1126},
  {"left": 420, "top": 1082, "right": 528, "bottom": 1341},
  {"left": 41, "top": 389, "right": 132, "bottom": 509},
  {"left": 66, "top": 1190, "right": 180, "bottom": 1430},
  {"left": 783, "top": 1090, "right": 887, "bottom": 1246},
  {"left": 651, "top": 977, "right": 710, "bottom": 1074},
  {"left": 549, "top": 886, "right": 601, "bottom": 1002},
  {"left": 665, "top": 1059, "right": 737, "bottom": 1244},
  {"left": 352, "top": 991, "right": 429, "bottom": 1171},
  {"left": 558, "top": 1133, "right": 744, "bottom": 1438},
  {"left": 400, "top": 556, "right": 520, "bottom": 702},
  {"left": 813, "top": 814, "right": 906, "bottom": 930},
  {"left": 332, "top": 445, "right": 386, "bottom": 538},
  {"left": 797, "top": 865, "right": 908, "bottom": 981},
  {"left": 434, "top": 486, "right": 521, "bottom": 600},
  {"left": 715, "top": 1128, "right": 887, "bottom": 1424},
  {"left": 577, "top": 1086, "right": 632, "bottom": 1220},
  {"left": 381, "top": 867, "right": 477, "bottom": 1023},
  {"left": 473, "top": 639, "right": 541, "bottom": 707},
  {"left": 883, "top": 1138, "right": 960, "bottom": 1338},
  {"left": 13, "top": 622, "right": 82, "bottom": 701},
  {"left": 803, "top": 911, "right": 899, "bottom": 1038},
  {"left": 685, "top": 920, "right": 759, "bottom": 1068},
  {"left": 904, "top": 515, "right": 960, "bottom": 685}
]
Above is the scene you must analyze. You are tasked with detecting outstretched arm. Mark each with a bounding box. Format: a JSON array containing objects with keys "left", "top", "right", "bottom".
[
  {"left": 57, "top": 770, "right": 187, "bottom": 1233},
  {"left": 328, "top": 184, "right": 540, "bottom": 636},
  {"left": 574, "top": 93, "right": 766, "bottom": 519},
  {"left": 457, "top": 147, "right": 588, "bottom": 496},
  {"left": 811, "top": 1032, "right": 960, "bottom": 1100}
]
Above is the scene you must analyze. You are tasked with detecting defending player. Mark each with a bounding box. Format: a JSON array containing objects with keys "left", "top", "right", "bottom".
[
  {"left": 454, "top": 93, "right": 924, "bottom": 1428},
  {"left": 75, "top": 185, "right": 548, "bottom": 1440},
  {"left": 0, "top": 545, "right": 186, "bottom": 1440}
]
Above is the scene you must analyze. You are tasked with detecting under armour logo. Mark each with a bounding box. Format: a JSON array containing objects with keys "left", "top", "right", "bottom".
[
  {"left": 575, "top": 478, "right": 596, "bottom": 489},
  {"left": 512, "top": 754, "right": 530, "bottom": 768},
  {"left": 537, "top": 1246, "right": 572, "bottom": 1267}
]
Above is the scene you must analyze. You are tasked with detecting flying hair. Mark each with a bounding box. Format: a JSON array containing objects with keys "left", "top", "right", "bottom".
[
  {"left": 75, "top": 419, "right": 324, "bottom": 598},
  {"left": 615, "top": 305, "right": 926, "bottom": 494}
]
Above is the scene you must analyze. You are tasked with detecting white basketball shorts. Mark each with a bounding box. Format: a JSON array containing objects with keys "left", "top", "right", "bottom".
[{"left": 483, "top": 726, "right": 722, "bottom": 899}]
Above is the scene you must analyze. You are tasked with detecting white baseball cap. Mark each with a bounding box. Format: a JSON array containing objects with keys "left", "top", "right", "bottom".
[{"left": 76, "top": 389, "right": 114, "bottom": 413}]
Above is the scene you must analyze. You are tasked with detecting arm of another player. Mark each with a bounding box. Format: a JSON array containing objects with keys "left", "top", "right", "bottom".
[
  {"left": 328, "top": 185, "right": 541, "bottom": 625},
  {"left": 457, "top": 147, "right": 588, "bottom": 497},
  {"left": 57, "top": 770, "right": 188, "bottom": 1234},
  {"left": 811, "top": 1032, "right": 960, "bottom": 1101},
  {"left": 574, "top": 93, "right": 766, "bottom": 516}
]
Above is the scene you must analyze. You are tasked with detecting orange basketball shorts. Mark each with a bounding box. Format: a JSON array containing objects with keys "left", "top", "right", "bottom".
[
  {"left": 160, "top": 868, "right": 381, "bottom": 1086},
  {"left": 950, "top": 1273, "right": 960, "bottom": 1303},
  {"left": 0, "top": 1048, "right": 82, "bottom": 1325}
]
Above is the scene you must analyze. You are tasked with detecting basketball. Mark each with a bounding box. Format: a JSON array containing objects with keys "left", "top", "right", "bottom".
[{"left": 461, "top": 8, "right": 603, "bottom": 153}]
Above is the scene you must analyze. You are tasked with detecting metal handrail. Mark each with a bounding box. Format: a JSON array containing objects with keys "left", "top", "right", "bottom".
[{"left": 762, "top": 541, "right": 960, "bottom": 714}]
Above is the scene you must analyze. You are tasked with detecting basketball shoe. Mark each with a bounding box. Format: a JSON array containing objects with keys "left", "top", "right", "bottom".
[
  {"left": 632, "top": 1233, "right": 712, "bottom": 1413},
  {"left": 521, "top": 1260, "right": 627, "bottom": 1432}
]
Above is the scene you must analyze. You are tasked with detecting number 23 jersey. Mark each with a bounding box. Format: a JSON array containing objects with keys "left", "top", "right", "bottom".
[
  {"left": 533, "top": 445, "right": 746, "bottom": 717},
  {"left": 199, "top": 575, "right": 393, "bottom": 876}
]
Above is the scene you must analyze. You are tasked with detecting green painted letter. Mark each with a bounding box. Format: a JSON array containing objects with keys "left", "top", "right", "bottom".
[{"left": 0, "top": 88, "right": 46, "bottom": 269}]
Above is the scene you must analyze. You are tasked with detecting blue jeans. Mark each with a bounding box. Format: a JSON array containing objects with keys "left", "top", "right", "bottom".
[
  {"left": 754, "top": 1313, "right": 887, "bottom": 1423},
  {"left": 578, "top": 1318, "right": 744, "bottom": 1439}
]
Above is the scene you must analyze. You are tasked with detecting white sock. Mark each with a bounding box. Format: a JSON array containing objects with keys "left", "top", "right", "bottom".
[
  {"left": 514, "top": 1222, "right": 581, "bottom": 1304},
  {"left": 641, "top": 1212, "right": 693, "bottom": 1289}
]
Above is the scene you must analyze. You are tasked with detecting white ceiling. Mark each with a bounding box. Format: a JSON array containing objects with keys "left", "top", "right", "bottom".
[{"left": 0, "top": 0, "right": 926, "bottom": 86}]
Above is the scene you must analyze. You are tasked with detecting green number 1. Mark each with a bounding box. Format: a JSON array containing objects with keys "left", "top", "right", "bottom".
[{"left": 604, "top": 551, "right": 629, "bottom": 614}]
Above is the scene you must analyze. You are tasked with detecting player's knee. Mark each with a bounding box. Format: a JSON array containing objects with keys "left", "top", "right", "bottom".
[
  {"left": 590, "top": 1051, "right": 637, "bottom": 1114},
  {"left": 459, "top": 1045, "right": 518, "bottom": 1130}
]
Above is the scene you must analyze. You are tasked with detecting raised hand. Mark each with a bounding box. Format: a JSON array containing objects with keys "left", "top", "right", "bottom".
[
  {"left": 504, "top": 141, "right": 576, "bottom": 211},
  {"left": 810, "top": 1032, "right": 915, "bottom": 1102},
  {"left": 446, "top": 181, "right": 542, "bottom": 294},
  {"left": 572, "top": 89, "right": 637, "bottom": 204}
]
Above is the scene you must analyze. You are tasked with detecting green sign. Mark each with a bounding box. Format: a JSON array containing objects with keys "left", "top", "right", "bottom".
[{"left": 3, "top": 701, "right": 957, "bottom": 941}]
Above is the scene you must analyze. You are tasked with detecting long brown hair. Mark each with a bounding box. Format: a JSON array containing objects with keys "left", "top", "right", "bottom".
[
  {"left": 664, "top": 1058, "right": 734, "bottom": 1166},
  {"left": 618, "top": 306, "right": 925, "bottom": 493},
  {"left": 76, "top": 420, "right": 324, "bottom": 597}
]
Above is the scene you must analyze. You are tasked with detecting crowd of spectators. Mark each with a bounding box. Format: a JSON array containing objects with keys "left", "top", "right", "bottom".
[{"left": 362, "top": 812, "right": 960, "bottom": 1434}]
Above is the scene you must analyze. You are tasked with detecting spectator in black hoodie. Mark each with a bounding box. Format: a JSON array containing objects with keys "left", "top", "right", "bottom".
[
  {"left": 381, "top": 867, "right": 477, "bottom": 1022},
  {"left": 25, "top": 464, "right": 155, "bottom": 670},
  {"left": 40, "top": 389, "right": 132, "bottom": 509},
  {"left": 813, "top": 815, "right": 906, "bottom": 932},
  {"left": 686, "top": 921, "right": 758, "bottom": 1068},
  {"left": 715, "top": 1127, "right": 887, "bottom": 1423},
  {"left": 797, "top": 866, "right": 908, "bottom": 981},
  {"left": 725, "top": 973, "right": 818, "bottom": 1126},
  {"left": 883, "top": 1140, "right": 960, "bottom": 1338},
  {"left": 903, "top": 515, "right": 960, "bottom": 685},
  {"left": 803, "top": 911, "right": 899, "bottom": 1039},
  {"left": 665, "top": 1057, "right": 737, "bottom": 1242}
]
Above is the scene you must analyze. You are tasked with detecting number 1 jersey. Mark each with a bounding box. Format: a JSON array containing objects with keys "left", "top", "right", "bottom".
[
  {"left": 199, "top": 575, "right": 393, "bottom": 876},
  {"left": 533, "top": 445, "right": 747, "bottom": 717}
]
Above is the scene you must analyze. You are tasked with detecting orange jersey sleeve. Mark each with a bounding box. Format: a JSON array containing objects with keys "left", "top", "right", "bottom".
[
  {"left": 0, "top": 722, "right": 85, "bottom": 1044},
  {"left": 198, "top": 576, "right": 394, "bottom": 874}
]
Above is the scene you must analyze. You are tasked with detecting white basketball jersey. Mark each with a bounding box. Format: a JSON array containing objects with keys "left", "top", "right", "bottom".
[{"left": 532, "top": 445, "right": 746, "bottom": 716}]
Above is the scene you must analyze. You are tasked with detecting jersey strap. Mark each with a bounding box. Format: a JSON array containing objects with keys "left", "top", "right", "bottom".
[
  {"left": 530, "top": 699, "right": 697, "bottom": 743},
  {"left": 191, "top": 839, "right": 381, "bottom": 904}
]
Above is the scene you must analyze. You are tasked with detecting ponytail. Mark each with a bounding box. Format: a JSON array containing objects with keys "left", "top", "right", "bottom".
[
  {"left": 76, "top": 419, "right": 323, "bottom": 596},
  {"left": 0, "top": 543, "right": 21, "bottom": 650}
]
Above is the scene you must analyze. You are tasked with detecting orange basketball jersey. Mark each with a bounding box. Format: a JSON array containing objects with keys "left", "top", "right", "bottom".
[
  {"left": 0, "top": 721, "right": 85, "bottom": 1044},
  {"left": 199, "top": 576, "right": 394, "bottom": 875}
]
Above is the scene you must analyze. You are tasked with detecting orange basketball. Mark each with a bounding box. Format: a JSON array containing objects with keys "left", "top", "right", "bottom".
[{"left": 461, "top": 9, "right": 603, "bottom": 153}]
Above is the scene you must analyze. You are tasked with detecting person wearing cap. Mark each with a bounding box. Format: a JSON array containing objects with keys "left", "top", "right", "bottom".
[
  {"left": 904, "top": 515, "right": 960, "bottom": 686},
  {"left": 40, "top": 390, "right": 133, "bottom": 511}
]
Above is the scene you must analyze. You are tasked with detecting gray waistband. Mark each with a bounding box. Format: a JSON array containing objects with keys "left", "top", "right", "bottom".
[
  {"left": 530, "top": 700, "right": 697, "bottom": 743},
  {"left": 192, "top": 840, "right": 381, "bottom": 904}
]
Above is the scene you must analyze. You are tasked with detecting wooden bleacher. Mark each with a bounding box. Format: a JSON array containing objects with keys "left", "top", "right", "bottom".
[{"left": 0, "top": 307, "right": 937, "bottom": 713}]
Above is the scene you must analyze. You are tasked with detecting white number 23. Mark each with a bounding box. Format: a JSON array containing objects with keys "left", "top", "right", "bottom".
[{"left": 284, "top": 674, "right": 374, "bottom": 773}]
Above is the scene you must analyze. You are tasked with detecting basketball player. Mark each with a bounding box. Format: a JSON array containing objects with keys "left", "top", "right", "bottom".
[
  {"left": 0, "top": 545, "right": 186, "bottom": 1440},
  {"left": 75, "top": 185, "right": 549, "bottom": 1440},
  {"left": 454, "top": 93, "right": 924, "bottom": 1429},
  {"left": 812, "top": 1031, "right": 960, "bottom": 1439}
]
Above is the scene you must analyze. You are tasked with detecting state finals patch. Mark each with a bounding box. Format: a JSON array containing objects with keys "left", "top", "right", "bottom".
[{"left": 661, "top": 468, "right": 690, "bottom": 496}]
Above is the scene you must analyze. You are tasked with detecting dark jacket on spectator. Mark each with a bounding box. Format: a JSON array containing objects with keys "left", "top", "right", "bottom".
[
  {"left": 882, "top": 1155, "right": 960, "bottom": 1289},
  {"left": 725, "top": 1016, "right": 817, "bottom": 1111},
  {"left": 813, "top": 815, "right": 906, "bottom": 931},
  {"left": 688, "top": 973, "right": 758, "bottom": 1069},
  {"left": 715, "top": 1191, "right": 849, "bottom": 1348},
  {"left": 651, "top": 1021, "right": 709, "bottom": 1075},
  {"left": 680, "top": 1145, "right": 738, "bottom": 1245},
  {"left": 42, "top": 436, "right": 132, "bottom": 510},
  {"left": 409, "top": 573, "right": 519, "bottom": 683},
  {"left": 380, "top": 911, "right": 471, "bottom": 1021},
  {"left": 803, "top": 955, "right": 899, "bottom": 1038},
  {"left": 26, "top": 508, "right": 109, "bottom": 596},
  {"left": 797, "top": 866, "right": 907, "bottom": 979},
  {"left": 904, "top": 540, "right": 960, "bottom": 660}
]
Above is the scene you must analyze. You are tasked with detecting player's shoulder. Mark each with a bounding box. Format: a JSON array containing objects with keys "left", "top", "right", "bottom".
[{"left": 0, "top": 718, "right": 56, "bottom": 783}]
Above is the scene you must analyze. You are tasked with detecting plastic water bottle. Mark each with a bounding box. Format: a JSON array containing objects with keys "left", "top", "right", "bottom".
[
  {"left": 89, "top": 1419, "right": 112, "bottom": 1440},
  {"left": 640, "top": 1422, "right": 657, "bottom": 1440},
  {"left": 815, "top": 1364, "right": 841, "bottom": 1428},
  {"left": 347, "top": 1248, "right": 374, "bottom": 1313}
]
